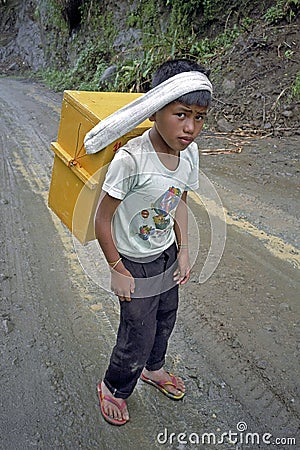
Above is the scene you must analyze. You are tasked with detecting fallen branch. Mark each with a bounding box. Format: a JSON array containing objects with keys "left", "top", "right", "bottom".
[
  {"left": 270, "top": 87, "right": 289, "bottom": 111},
  {"left": 201, "top": 147, "right": 242, "bottom": 155}
]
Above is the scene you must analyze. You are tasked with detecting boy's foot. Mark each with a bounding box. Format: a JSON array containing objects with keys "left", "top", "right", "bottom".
[
  {"left": 141, "top": 367, "right": 185, "bottom": 400},
  {"left": 97, "top": 381, "right": 129, "bottom": 425}
]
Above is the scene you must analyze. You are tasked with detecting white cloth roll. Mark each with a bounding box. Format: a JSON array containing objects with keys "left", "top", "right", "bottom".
[{"left": 84, "top": 71, "right": 212, "bottom": 154}]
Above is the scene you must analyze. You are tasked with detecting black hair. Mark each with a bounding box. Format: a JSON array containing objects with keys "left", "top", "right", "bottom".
[{"left": 152, "top": 59, "right": 211, "bottom": 107}]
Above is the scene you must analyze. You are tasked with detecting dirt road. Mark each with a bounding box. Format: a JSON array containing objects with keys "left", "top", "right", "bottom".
[{"left": 0, "top": 77, "right": 299, "bottom": 449}]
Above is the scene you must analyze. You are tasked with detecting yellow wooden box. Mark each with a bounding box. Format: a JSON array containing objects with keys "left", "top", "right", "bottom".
[{"left": 48, "top": 91, "right": 152, "bottom": 244}]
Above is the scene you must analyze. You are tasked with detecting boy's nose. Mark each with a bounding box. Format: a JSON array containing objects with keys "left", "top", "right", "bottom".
[{"left": 183, "top": 119, "right": 195, "bottom": 134}]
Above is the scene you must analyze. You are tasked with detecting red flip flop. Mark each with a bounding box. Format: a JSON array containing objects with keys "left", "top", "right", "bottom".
[
  {"left": 140, "top": 372, "right": 185, "bottom": 400},
  {"left": 97, "top": 383, "right": 129, "bottom": 426}
]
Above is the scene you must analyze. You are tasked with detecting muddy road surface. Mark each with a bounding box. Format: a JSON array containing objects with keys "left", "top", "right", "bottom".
[{"left": 0, "top": 78, "right": 299, "bottom": 449}]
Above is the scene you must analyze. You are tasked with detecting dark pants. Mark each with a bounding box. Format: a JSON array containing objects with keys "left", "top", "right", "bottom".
[{"left": 104, "top": 243, "right": 179, "bottom": 399}]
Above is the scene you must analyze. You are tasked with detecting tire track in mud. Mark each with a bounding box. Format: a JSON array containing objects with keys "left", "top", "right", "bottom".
[
  {"left": 189, "top": 190, "right": 300, "bottom": 270},
  {"left": 177, "top": 203, "right": 299, "bottom": 446},
  {"left": 0, "top": 128, "right": 64, "bottom": 447},
  {"left": 0, "top": 81, "right": 121, "bottom": 355},
  {"left": 177, "top": 299, "right": 300, "bottom": 443},
  {"left": 0, "top": 79, "right": 167, "bottom": 449}
]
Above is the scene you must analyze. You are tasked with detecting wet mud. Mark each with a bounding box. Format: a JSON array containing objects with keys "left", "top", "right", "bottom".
[{"left": 0, "top": 78, "right": 299, "bottom": 449}]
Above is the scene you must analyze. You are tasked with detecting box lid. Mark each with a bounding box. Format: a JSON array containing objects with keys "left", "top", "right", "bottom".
[{"left": 63, "top": 91, "right": 152, "bottom": 127}]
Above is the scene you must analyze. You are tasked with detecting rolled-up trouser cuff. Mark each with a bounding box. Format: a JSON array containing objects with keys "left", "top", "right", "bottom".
[
  {"left": 103, "top": 379, "right": 133, "bottom": 400},
  {"left": 145, "top": 360, "right": 165, "bottom": 372}
]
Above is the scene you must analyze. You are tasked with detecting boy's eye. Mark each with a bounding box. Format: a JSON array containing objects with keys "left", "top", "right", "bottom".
[{"left": 175, "top": 112, "right": 205, "bottom": 121}]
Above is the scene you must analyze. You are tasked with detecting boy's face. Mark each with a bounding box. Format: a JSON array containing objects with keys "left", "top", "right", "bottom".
[{"left": 150, "top": 101, "right": 208, "bottom": 154}]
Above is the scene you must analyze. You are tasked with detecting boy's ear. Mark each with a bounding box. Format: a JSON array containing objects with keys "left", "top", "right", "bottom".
[{"left": 149, "top": 113, "right": 156, "bottom": 122}]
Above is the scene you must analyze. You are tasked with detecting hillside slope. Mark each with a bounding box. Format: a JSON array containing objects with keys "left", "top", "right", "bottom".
[{"left": 0, "top": 0, "right": 299, "bottom": 134}]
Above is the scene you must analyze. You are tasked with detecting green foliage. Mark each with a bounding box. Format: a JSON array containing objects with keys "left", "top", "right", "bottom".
[
  {"left": 80, "top": 3, "right": 113, "bottom": 40},
  {"left": 38, "top": 1, "right": 119, "bottom": 91},
  {"left": 202, "top": 0, "right": 219, "bottom": 22},
  {"left": 189, "top": 25, "right": 240, "bottom": 63},
  {"left": 69, "top": 42, "right": 108, "bottom": 89},
  {"left": 107, "top": 24, "right": 241, "bottom": 93},
  {"left": 131, "top": 0, "right": 163, "bottom": 44},
  {"left": 291, "top": 72, "right": 300, "bottom": 100},
  {"left": 39, "top": 41, "right": 108, "bottom": 91},
  {"left": 284, "top": 49, "right": 295, "bottom": 59},
  {"left": 201, "top": 0, "right": 241, "bottom": 25},
  {"left": 126, "top": 13, "right": 140, "bottom": 28},
  {"left": 36, "top": 0, "right": 70, "bottom": 68},
  {"left": 111, "top": 51, "right": 156, "bottom": 92},
  {"left": 38, "top": 0, "right": 297, "bottom": 95},
  {"left": 101, "top": 0, "right": 242, "bottom": 93},
  {"left": 38, "top": 0, "right": 69, "bottom": 33},
  {"left": 33, "top": 6, "right": 40, "bottom": 22},
  {"left": 166, "top": 0, "right": 201, "bottom": 34},
  {"left": 240, "top": 17, "right": 255, "bottom": 31},
  {"left": 263, "top": 0, "right": 299, "bottom": 24},
  {"left": 46, "top": 21, "right": 241, "bottom": 94},
  {"left": 38, "top": 68, "right": 70, "bottom": 91}
]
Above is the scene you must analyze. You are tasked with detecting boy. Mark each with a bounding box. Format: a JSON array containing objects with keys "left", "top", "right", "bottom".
[{"left": 95, "top": 59, "right": 212, "bottom": 425}]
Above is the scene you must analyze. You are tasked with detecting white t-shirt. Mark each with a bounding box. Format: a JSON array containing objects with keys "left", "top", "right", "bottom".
[{"left": 102, "top": 129, "right": 199, "bottom": 259}]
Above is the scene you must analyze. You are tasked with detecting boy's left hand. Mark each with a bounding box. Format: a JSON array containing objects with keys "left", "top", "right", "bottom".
[{"left": 173, "top": 250, "right": 190, "bottom": 285}]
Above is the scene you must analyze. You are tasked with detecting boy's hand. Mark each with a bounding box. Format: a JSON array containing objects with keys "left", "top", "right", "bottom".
[
  {"left": 173, "top": 249, "right": 190, "bottom": 285},
  {"left": 110, "top": 263, "right": 135, "bottom": 301}
]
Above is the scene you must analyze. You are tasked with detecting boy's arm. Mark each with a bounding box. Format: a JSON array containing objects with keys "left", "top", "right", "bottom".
[
  {"left": 95, "top": 191, "right": 135, "bottom": 301},
  {"left": 174, "top": 191, "right": 190, "bottom": 285}
]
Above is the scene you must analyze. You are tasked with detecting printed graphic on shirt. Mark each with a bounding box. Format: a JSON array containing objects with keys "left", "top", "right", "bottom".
[{"left": 137, "top": 186, "right": 181, "bottom": 241}]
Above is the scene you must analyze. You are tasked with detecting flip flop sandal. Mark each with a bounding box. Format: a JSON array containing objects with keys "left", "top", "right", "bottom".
[
  {"left": 140, "top": 372, "right": 185, "bottom": 400},
  {"left": 97, "top": 383, "right": 129, "bottom": 426}
]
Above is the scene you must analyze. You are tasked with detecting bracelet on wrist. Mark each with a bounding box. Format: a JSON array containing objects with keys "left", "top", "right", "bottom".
[
  {"left": 178, "top": 243, "right": 188, "bottom": 249},
  {"left": 108, "top": 257, "right": 122, "bottom": 269}
]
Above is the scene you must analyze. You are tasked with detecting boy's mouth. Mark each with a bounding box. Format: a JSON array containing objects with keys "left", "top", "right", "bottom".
[{"left": 178, "top": 136, "right": 193, "bottom": 145}]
